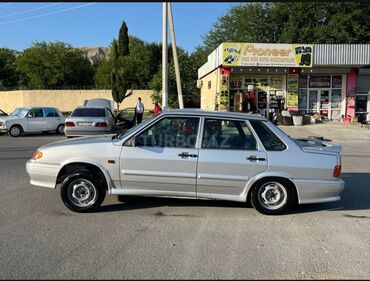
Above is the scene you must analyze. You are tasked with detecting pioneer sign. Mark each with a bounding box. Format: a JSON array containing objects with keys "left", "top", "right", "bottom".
[{"left": 222, "top": 43, "right": 314, "bottom": 68}]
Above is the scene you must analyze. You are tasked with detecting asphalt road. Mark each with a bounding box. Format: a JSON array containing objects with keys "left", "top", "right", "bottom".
[{"left": 0, "top": 124, "right": 370, "bottom": 279}]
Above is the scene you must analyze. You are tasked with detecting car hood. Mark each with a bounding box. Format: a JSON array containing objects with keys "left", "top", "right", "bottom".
[
  {"left": 40, "top": 135, "right": 115, "bottom": 150},
  {"left": 0, "top": 116, "right": 21, "bottom": 122}
]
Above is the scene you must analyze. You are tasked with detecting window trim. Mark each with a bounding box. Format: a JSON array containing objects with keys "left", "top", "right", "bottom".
[
  {"left": 249, "top": 120, "right": 288, "bottom": 152},
  {"left": 200, "top": 117, "right": 261, "bottom": 151},
  {"left": 133, "top": 115, "right": 201, "bottom": 149}
]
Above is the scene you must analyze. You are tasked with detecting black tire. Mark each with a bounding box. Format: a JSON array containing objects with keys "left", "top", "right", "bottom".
[
  {"left": 56, "top": 124, "right": 65, "bottom": 134},
  {"left": 60, "top": 172, "right": 106, "bottom": 213},
  {"left": 9, "top": 125, "right": 22, "bottom": 137},
  {"left": 251, "top": 178, "right": 294, "bottom": 215}
]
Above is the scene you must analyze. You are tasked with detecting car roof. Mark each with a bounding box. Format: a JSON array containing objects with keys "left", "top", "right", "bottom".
[{"left": 160, "top": 109, "right": 267, "bottom": 121}]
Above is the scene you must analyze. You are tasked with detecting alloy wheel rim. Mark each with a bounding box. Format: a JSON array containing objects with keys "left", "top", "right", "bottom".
[
  {"left": 258, "top": 182, "right": 287, "bottom": 210},
  {"left": 58, "top": 125, "right": 65, "bottom": 134},
  {"left": 67, "top": 179, "right": 97, "bottom": 208}
]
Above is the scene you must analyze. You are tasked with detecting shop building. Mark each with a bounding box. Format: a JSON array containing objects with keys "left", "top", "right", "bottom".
[{"left": 197, "top": 43, "right": 370, "bottom": 121}]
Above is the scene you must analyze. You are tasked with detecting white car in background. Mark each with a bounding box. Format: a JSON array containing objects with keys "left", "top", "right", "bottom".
[{"left": 0, "top": 107, "right": 65, "bottom": 137}]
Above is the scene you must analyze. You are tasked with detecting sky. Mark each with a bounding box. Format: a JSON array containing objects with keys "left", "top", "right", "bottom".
[{"left": 0, "top": 2, "right": 238, "bottom": 54}]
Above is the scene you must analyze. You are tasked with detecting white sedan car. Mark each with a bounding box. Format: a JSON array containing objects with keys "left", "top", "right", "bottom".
[
  {"left": 0, "top": 107, "right": 65, "bottom": 137},
  {"left": 26, "top": 109, "right": 344, "bottom": 215}
]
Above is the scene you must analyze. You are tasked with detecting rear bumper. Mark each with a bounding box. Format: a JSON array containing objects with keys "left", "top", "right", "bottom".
[
  {"left": 26, "top": 160, "right": 60, "bottom": 188},
  {"left": 294, "top": 178, "right": 345, "bottom": 204}
]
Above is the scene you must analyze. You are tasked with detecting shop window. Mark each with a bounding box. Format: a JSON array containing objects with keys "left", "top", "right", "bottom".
[
  {"left": 299, "top": 76, "right": 308, "bottom": 88},
  {"left": 356, "top": 96, "right": 368, "bottom": 113},
  {"left": 331, "top": 89, "right": 341, "bottom": 108},
  {"left": 332, "top": 76, "right": 342, "bottom": 88},
  {"left": 309, "top": 76, "right": 331, "bottom": 88}
]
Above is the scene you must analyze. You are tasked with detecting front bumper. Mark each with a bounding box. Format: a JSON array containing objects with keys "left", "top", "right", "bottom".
[
  {"left": 26, "top": 160, "right": 60, "bottom": 188},
  {"left": 0, "top": 126, "right": 8, "bottom": 133},
  {"left": 294, "top": 178, "right": 345, "bottom": 204}
]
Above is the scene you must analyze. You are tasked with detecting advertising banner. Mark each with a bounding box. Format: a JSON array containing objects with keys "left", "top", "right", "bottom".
[
  {"left": 287, "top": 74, "right": 299, "bottom": 107},
  {"left": 222, "top": 43, "right": 313, "bottom": 68}
]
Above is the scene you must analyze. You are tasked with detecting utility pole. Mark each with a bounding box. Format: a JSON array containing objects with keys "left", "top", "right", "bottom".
[
  {"left": 168, "top": 2, "right": 184, "bottom": 109},
  {"left": 162, "top": 2, "right": 168, "bottom": 108}
]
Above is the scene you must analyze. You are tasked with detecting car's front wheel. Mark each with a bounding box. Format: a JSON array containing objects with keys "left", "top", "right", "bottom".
[
  {"left": 251, "top": 179, "right": 294, "bottom": 215},
  {"left": 60, "top": 173, "right": 106, "bottom": 212},
  {"left": 9, "top": 125, "right": 22, "bottom": 137}
]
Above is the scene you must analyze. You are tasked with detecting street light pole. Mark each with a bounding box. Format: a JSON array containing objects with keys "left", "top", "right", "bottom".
[
  {"left": 162, "top": 2, "right": 168, "bottom": 109},
  {"left": 168, "top": 2, "right": 184, "bottom": 109}
]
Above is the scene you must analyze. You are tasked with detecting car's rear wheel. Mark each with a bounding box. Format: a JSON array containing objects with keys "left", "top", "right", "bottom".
[
  {"left": 60, "top": 173, "right": 106, "bottom": 212},
  {"left": 9, "top": 125, "right": 22, "bottom": 137},
  {"left": 251, "top": 179, "right": 294, "bottom": 215},
  {"left": 56, "top": 124, "right": 65, "bottom": 134}
]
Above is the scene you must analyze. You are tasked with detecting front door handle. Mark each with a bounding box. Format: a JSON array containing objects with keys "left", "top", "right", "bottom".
[
  {"left": 247, "top": 156, "right": 266, "bottom": 161},
  {"left": 178, "top": 152, "right": 198, "bottom": 158}
]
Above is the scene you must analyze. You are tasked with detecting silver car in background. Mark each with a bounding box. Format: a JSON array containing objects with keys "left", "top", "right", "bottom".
[
  {"left": 26, "top": 109, "right": 344, "bottom": 215},
  {"left": 0, "top": 107, "right": 65, "bottom": 137},
  {"left": 64, "top": 106, "right": 116, "bottom": 138}
]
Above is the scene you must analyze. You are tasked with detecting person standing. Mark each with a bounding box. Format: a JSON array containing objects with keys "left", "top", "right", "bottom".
[
  {"left": 242, "top": 94, "right": 250, "bottom": 113},
  {"left": 135, "top": 97, "right": 145, "bottom": 124},
  {"left": 153, "top": 102, "right": 162, "bottom": 115}
]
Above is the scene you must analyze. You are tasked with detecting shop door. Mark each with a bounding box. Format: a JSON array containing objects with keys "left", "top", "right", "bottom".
[
  {"left": 308, "top": 90, "right": 319, "bottom": 113},
  {"left": 319, "top": 90, "right": 330, "bottom": 119}
]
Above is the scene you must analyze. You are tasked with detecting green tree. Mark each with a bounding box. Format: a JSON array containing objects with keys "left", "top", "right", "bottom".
[
  {"left": 94, "top": 58, "right": 112, "bottom": 89},
  {"left": 0, "top": 48, "right": 19, "bottom": 89},
  {"left": 150, "top": 46, "right": 200, "bottom": 108},
  {"left": 111, "top": 21, "right": 133, "bottom": 110},
  {"left": 16, "top": 41, "right": 94, "bottom": 89}
]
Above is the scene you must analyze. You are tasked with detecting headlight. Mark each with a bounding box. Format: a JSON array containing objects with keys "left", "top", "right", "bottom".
[{"left": 31, "top": 150, "right": 43, "bottom": 160}]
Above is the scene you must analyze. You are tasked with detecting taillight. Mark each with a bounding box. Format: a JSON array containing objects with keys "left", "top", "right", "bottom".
[
  {"left": 32, "top": 150, "right": 43, "bottom": 160},
  {"left": 333, "top": 165, "right": 341, "bottom": 178},
  {"left": 65, "top": 122, "right": 75, "bottom": 127},
  {"left": 95, "top": 122, "right": 108, "bottom": 128}
]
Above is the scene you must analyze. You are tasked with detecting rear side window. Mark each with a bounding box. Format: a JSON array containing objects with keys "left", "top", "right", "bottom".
[
  {"left": 71, "top": 108, "right": 106, "bottom": 117},
  {"left": 44, "top": 108, "right": 59, "bottom": 117},
  {"left": 249, "top": 121, "right": 287, "bottom": 151}
]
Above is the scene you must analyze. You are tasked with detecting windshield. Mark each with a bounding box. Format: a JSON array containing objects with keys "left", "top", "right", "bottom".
[
  {"left": 71, "top": 108, "right": 106, "bottom": 117},
  {"left": 116, "top": 115, "right": 157, "bottom": 140},
  {"left": 11, "top": 108, "right": 29, "bottom": 117}
]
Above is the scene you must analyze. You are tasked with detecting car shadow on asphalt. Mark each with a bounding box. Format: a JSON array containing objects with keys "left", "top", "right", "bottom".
[{"left": 99, "top": 172, "right": 370, "bottom": 215}]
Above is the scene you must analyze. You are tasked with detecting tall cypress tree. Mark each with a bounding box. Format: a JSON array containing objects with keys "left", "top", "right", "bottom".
[{"left": 111, "top": 20, "right": 132, "bottom": 111}]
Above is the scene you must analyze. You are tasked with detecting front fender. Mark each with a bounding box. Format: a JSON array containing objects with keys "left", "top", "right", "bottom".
[{"left": 59, "top": 158, "right": 115, "bottom": 193}]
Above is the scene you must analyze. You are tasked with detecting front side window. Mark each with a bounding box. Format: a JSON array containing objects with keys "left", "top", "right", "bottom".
[
  {"left": 136, "top": 117, "right": 199, "bottom": 148},
  {"left": 28, "top": 108, "right": 44, "bottom": 118},
  {"left": 249, "top": 121, "right": 287, "bottom": 151},
  {"left": 202, "top": 118, "right": 257, "bottom": 150}
]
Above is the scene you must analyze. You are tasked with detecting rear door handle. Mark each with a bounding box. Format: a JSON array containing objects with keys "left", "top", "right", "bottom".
[
  {"left": 178, "top": 152, "right": 198, "bottom": 158},
  {"left": 247, "top": 156, "right": 266, "bottom": 161}
]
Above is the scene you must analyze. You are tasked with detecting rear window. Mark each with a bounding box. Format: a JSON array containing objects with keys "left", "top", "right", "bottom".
[
  {"left": 71, "top": 108, "right": 106, "bottom": 117},
  {"left": 249, "top": 120, "right": 287, "bottom": 151}
]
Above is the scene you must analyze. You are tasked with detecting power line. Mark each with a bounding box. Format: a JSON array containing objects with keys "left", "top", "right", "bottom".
[
  {"left": 0, "top": 2, "right": 96, "bottom": 25},
  {"left": 0, "top": 3, "right": 62, "bottom": 19}
]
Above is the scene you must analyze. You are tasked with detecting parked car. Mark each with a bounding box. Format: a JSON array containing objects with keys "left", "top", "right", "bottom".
[
  {"left": 64, "top": 106, "right": 116, "bottom": 138},
  {"left": 26, "top": 109, "right": 344, "bottom": 215},
  {"left": 0, "top": 107, "right": 65, "bottom": 137},
  {"left": 0, "top": 109, "right": 8, "bottom": 116}
]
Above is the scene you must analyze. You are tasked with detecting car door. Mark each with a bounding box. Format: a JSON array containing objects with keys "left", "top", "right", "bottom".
[
  {"left": 43, "top": 108, "right": 62, "bottom": 130},
  {"left": 120, "top": 116, "right": 200, "bottom": 196},
  {"left": 196, "top": 118, "right": 268, "bottom": 197},
  {"left": 26, "top": 108, "right": 45, "bottom": 132}
]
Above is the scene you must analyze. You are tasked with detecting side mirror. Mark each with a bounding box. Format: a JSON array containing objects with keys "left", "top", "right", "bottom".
[
  {"left": 124, "top": 137, "right": 136, "bottom": 147},
  {"left": 27, "top": 113, "right": 32, "bottom": 118}
]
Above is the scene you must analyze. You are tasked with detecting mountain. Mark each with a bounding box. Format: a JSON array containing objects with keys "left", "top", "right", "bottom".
[
  {"left": 79, "top": 47, "right": 109, "bottom": 64},
  {"left": 5, "top": 47, "right": 109, "bottom": 64}
]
